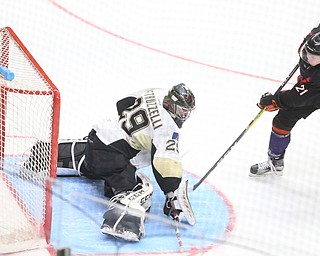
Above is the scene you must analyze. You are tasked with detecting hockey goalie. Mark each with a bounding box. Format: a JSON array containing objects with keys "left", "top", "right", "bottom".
[{"left": 56, "top": 83, "right": 196, "bottom": 241}]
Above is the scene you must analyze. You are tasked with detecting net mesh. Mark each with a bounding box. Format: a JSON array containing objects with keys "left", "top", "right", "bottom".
[{"left": 0, "top": 27, "right": 59, "bottom": 254}]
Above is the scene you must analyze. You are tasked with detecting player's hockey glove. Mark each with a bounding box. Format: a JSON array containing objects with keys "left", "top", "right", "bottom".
[{"left": 257, "top": 92, "right": 281, "bottom": 112}]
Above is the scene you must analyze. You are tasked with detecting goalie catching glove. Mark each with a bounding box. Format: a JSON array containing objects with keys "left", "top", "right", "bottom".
[{"left": 257, "top": 92, "right": 282, "bottom": 112}]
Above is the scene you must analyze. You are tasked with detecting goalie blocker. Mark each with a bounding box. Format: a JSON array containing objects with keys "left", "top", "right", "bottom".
[{"left": 164, "top": 179, "right": 195, "bottom": 226}]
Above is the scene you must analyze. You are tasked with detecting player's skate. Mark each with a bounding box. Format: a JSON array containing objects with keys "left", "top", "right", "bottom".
[
  {"left": 100, "top": 173, "right": 153, "bottom": 241},
  {"left": 250, "top": 157, "right": 284, "bottom": 177},
  {"left": 163, "top": 179, "right": 195, "bottom": 225}
]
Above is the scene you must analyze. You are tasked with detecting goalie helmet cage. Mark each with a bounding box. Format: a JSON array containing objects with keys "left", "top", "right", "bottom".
[{"left": 0, "top": 27, "right": 60, "bottom": 254}]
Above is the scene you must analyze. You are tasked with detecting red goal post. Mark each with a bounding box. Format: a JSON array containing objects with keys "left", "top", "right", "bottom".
[{"left": 0, "top": 27, "right": 60, "bottom": 254}]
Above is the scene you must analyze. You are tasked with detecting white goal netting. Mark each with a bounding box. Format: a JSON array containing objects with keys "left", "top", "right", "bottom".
[{"left": 0, "top": 27, "right": 60, "bottom": 254}]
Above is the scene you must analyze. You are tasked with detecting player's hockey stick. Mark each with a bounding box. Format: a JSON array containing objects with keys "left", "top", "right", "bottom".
[{"left": 192, "top": 63, "right": 299, "bottom": 191}]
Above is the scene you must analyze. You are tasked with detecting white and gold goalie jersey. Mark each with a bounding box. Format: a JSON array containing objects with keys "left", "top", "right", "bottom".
[{"left": 93, "top": 88, "right": 182, "bottom": 179}]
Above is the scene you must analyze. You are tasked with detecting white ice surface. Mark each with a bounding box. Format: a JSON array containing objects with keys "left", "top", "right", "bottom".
[{"left": 1, "top": 0, "right": 320, "bottom": 255}]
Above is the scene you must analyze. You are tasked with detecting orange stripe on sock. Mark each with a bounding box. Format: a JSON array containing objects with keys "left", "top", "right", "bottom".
[{"left": 272, "top": 125, "right": 290, "bottom": 135}]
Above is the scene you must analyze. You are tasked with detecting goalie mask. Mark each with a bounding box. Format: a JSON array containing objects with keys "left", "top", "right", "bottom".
[
  {"left": 163, "top": 83, "right": 195, "bottom": 128},
  {"left": 300, "top": 31, "right": 320, "bottom": 66}
]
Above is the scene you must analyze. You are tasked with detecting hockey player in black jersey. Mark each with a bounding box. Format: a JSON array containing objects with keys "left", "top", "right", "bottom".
[{"left": 250, "top": 24, "right": 320, "bottom": 176}]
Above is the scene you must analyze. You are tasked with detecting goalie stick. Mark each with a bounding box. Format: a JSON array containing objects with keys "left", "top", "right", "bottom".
[
  {"left": 172, "top": 212, "right": 184, "bottom": 252},
  {"left": 192, "top": 63, "right": 299, "bottom": 191}
]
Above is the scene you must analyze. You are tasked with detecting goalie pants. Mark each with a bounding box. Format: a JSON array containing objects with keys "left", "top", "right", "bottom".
[{"left": 82, "top": 129, "right": 140, "bottom": 197}]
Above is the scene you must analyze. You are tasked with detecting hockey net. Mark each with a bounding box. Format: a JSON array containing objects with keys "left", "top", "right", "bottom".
[{"left": 0, "top": 27, "right": 60, "bottom": 254}]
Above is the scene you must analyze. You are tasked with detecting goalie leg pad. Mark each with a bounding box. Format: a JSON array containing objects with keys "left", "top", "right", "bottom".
[
  {"left": 19, "top": 141, "right": 50, "bottom": 179},
  {"left": 23, "top": 141, "right": 50, "bottom": 172},
  {"left": 132, "top": 172, "right": 153, "bottom": 212},
  {"left": 100, "top": 172, "right": 153, "bottom": 241},
  {"left": 57, "top": 139, "right": 87, "bottom": 174},
  {"left": 101, "top": 202, "right": 145, "bottom": 242}
]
